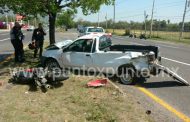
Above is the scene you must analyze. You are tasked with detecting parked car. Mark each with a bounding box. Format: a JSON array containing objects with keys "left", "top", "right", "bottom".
[
  {"left": 41, "top": 33, "right": 162, "bottom": 85},
  {"left": 79, "top": 26, "right": 110, "bottom": 37},
  {"left": 139, "top": 34, "right": 147, "bottom": 40},
  {"left": 77, "top": 25, "right": 84, "bottom": 32},
  {"left": 27, "top": 26, "right": 35, "bottom": 31}
]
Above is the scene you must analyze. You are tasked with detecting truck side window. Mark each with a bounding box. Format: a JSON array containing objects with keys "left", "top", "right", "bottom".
[
  {"left": 68, "top": 39, "right": 93, "bottom": 53},
  {"left": 83, "top": 39, "right": 93, "bottom": 52},
  {"left": 99, "top": 36, "right": 112, "bottom": 50}
]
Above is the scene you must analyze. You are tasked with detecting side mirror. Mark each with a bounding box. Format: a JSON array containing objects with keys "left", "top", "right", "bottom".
[
  {"left": 62, "top": 47, "right": 68, "bottom": 52},
  {"left": 79, "top": 30, "right": 84, "bottom": 33}
]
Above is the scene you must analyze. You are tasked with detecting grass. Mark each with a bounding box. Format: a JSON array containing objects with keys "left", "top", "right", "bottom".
[
  {"left": 106, "top": 29, "right": 126, "bottom": 36},
  {"left": 106, "top": 29, "right": 190, "bottom": 44},
  {"left": 0, "top": 42, "right": 153, "bottom": 122}
]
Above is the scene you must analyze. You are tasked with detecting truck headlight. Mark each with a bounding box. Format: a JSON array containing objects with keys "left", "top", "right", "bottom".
[{"left": 147, "top": 51, "right": 155, "bottom": 62}]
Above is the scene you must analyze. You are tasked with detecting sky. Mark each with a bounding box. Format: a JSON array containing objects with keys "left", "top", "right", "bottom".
[{"left": 75, "top": 0, "right": 190, "bottom": 23}]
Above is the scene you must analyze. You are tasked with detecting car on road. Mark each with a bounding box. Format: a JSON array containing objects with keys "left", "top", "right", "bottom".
[
  {"left": 78, "top": 27, "right": 111, "bottom": 37},
  {"left": 42, "top": 33, "right": 162, "bottom": 85},
  {"left": 27, "top": 26, "right": 35, "bottom": 31},
  {"left": 77, "top": 25, "right": 84, "bottom": 32}
]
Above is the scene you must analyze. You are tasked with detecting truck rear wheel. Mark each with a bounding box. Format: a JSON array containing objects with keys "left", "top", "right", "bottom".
[
  {"left": 119, "top": 73, "right": 134, "bottom": 85},
  {"left": 118, "top": 66, "right": 136, "bottom": 85},
  {"left": 118, "top": 65, "right": 147, "bottom": 85}
]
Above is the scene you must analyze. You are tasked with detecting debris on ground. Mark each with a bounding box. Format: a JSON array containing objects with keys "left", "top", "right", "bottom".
[
  {"left": 0, "top": 81, "right": 3, "bottom": 86},
  {"left": 87, "top": 79, "right": 108, "bottom": 87},
  {"left": 146, "top": 110, "right": 152, "bottom": 115}
]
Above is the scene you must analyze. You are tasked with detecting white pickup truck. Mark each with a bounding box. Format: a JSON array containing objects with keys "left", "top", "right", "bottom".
[
  {"left": 42, "top": 34, "right": 189, "bottom": 85},
  {"left": 42, "top": 34, "right": 161, "bottom": 85}
]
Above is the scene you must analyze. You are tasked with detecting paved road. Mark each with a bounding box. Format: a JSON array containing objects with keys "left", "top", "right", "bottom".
[
  {"left": 112, "top": 35, "right": 190, "bottom": 121},
  {"left": 1, "top": 29, "right": 190, "bottom": 121},
  {"left": 52, "top": 30, "right": 190, "bottom": 121},
  {"left": 0, "top": 30, "right": 33, "bottom": 62},
  {"left": 0, "top": 29, "right": 75, "bottom": 62},
  {"left": 54, "top": 31, "right": 190, "bottom": 121}
]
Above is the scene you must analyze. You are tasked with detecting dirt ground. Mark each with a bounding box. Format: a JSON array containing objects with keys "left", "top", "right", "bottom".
[{"left": 0, "top": 43, "right": 154, "bottom": 122}]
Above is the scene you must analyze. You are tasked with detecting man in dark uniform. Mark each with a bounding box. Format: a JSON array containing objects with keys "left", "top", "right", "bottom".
[
  {"left": 32, "top": 23, "right": 46, "bottom": 58},
  {"left": 10, "top": 22, "right": 25, "bottom": 62}
]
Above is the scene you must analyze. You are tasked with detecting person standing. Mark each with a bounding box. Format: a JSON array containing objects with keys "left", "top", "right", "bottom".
[
  {"left": 10, "top": 22, "right": 25, "bottom": 62},
  {"left": 32, "top": 23, "right": 46, "bottom": 58}
]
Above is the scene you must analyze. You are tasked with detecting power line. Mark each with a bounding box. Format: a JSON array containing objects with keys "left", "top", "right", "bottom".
[
  {"left": 116, "top": 0, "right": 184, "bottom": 15},
  {"left": 119, "top": 14, "right": 144, "bottom": 19},
  {"left": 155, "top": 0, "right": 184, "bottom": 7},
  {"left": 116, "top": 4, "right": 185, "bottom": 21},
  {"left": 155, "top": 3, "right": 185, "bottom": 9},
  {"left": 116, "top": 0, "right": 126, "bottom": 6},
  {"left": 155, "top": 15, "right": 183, "bottom": 17}
]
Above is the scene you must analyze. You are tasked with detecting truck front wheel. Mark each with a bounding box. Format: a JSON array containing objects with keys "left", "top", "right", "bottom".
[
  {"left": 118, "top": 66, "right": 136, "bottom": 85},
  {"left": 45, "top": 58, "right": 69, "bottom": 81}
]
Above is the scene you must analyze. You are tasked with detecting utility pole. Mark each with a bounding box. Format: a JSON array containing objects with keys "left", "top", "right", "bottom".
[
  {"left": 105, "top": 13, "right": 108, "bottom": 29},
  {"left": 179, "top": 0, "right": 189, "bottom": 41},
  {"left": 34, "top": 18, "right": 37, "bottom": 27},
  {"left": 98, "top": 11, "right": 100, "bottom": 27},
  {"left": 113, "top": 2, "right": 116, "bottom": 33},
  {"left": 144, "top": 11, "right": 148, "bottom": 35},
  {"left": 6, "top": 15, "right": 9, "bottom": 30},
  {"left": 28, "top": 20, "right": 30, "bottom": 26},
  {"left": 150, "top": 0, "right": 155, "bottom": 38}
]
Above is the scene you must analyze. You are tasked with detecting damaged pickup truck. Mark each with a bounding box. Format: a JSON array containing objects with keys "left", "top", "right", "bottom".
[{"left": 41, "top": 34, "right": 189, "bottom": 85}]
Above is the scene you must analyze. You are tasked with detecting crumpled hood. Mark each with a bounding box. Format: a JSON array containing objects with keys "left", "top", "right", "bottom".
[
  {"left": 130, "top": 52, "right": 144, "bottom": 58},
  {"left": 54, "top": 40, "right": 73, "bottom": 48}
]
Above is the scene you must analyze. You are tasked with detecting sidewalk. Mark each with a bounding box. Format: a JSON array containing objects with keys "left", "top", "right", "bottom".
[{"left": 0, "top": 29, "right": 10, "bottom": 33}]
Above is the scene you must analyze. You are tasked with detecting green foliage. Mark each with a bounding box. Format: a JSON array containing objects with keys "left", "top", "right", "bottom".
[
  {"left": 56, "top": 10, "right": 75, "bottom": 28},
  {"left": 77, "top": 19, "right": 190, "bottom": 32},
  {"left": 2, "top": 0, "right": 114, "bottom": 18},
  {"left": 2, "top": 0, "right": 114, "bottom": 44},
  {"left": 124, "top": 29, "right": 131, "bottom": 36}
]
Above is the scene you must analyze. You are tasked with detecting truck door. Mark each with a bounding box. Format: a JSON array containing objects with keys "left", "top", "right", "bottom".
[{"left": 62, "top": 39, "right": 94, "bottom": 70}]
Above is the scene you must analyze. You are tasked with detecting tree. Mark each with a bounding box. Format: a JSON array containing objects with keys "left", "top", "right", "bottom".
[
  {"left": 0, "top": 1, "right": 10, "bottom": 14},
  {"left": 56, "top": 10, "right": 75, "bottom": 29},
  {"left": 167, "top": 19, "right": 170, "bottom": 24},
  {"left": 1, "top": 0, "right": 114, "bottom": 44},
  {"left": 160, "top": 20, "right": 167, "bottom": 29}
]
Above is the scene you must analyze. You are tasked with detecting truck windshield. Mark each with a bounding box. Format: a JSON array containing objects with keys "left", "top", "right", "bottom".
[
  {"left": 99, "top": 36, "right": 112, "bottom": 50},
  {"left": 88, "top": 28, "right": 104, "bottom": 32}
]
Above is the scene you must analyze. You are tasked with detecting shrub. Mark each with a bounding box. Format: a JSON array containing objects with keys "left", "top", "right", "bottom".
[{"left": 124, "top": 29, "right": 130, "bottom": 36}]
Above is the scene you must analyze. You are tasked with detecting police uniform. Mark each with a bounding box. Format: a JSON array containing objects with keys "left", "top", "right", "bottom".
[
  {"left": 10, "top": 26, "right": 24, "bottom": 62},
  {"left": 32, "top": 28, "right": 46, "bottom": 58}
]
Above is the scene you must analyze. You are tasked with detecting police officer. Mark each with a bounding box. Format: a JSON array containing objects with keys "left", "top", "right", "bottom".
[
  {"left": 10, "top": 22, "right": 25, "bottom": 62},
  {"left": 32, "top": 23, "right": 46, "bottom": 58}
]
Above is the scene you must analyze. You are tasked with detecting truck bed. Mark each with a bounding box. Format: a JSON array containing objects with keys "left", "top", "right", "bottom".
[{"left": 109, "top": 45, "right": 159, "bottom": 58}]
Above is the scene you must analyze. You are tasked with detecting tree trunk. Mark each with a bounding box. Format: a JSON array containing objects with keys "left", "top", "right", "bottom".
[{"left": 49, "top": 13, "right": 56, "bottom": 44}]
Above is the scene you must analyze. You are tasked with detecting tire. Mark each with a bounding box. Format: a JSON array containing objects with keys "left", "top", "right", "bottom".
[
  {"left": 45, "top": 58, "right": 69, "bottom": 81},
  {"left": 134, "top": 76, "right": 147, "bottom": 84},
  {"left": 45, "top": 58, "right": 60, "bottom": 70},
  {"left": 118, "top": 66, "right": 136, "bottom": 85}
]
